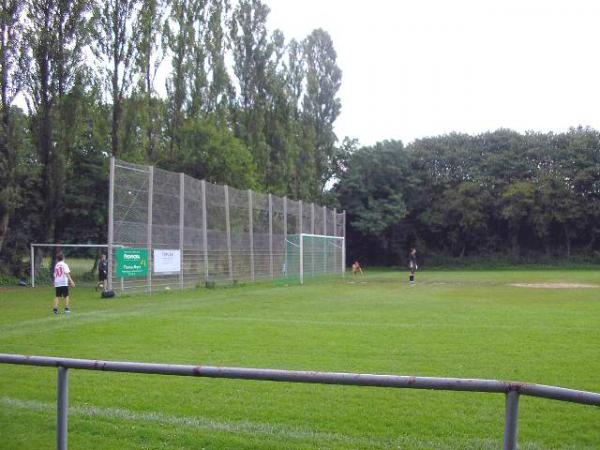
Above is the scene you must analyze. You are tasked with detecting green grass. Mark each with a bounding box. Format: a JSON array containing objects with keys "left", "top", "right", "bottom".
[{"left": 1, "top": 270, "right": 599, "bottom": 449}]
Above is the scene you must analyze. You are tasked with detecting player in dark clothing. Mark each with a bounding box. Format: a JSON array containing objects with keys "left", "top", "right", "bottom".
[
  {"left": 408, "top": 248, "right": 417, "bottom": 284},
  {"left": 97, "top": 254, "right": 108, "bottom": 292}
]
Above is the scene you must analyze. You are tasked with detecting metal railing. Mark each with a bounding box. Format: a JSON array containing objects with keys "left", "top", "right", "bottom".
[{"left": 1, "top": 353, "right": 599, "bottom": 450}]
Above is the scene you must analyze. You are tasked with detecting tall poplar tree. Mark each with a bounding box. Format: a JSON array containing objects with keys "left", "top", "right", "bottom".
[
  {"left": 91, "top": 0, "right": 140, "bottom": 157},
  {"left": 302, "top": 29, "right": 342, "bottom": 193},
  {"left": 26, "top": 0, "right": 89, "bottom": 244},
  {"left": 0, "top": 0, "right": 28, "bottom": 253}
]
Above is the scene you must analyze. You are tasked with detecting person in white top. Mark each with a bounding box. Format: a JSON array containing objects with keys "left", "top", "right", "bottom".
[{"left": 53, "top": 254, "right": 75, "bottom": 315}]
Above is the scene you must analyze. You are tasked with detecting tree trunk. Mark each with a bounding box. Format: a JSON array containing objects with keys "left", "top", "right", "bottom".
[
  {"left": 563, "top": 224, "right": 571, "bottom": 258},
  {"left": 511, "top": 230, "right": 519, "bottom": 258},
  {"left": 112, "top": 96, "right": 121, "bottom": 157},
  {"left": 0, "top": 212, "right": 9, "bottom": 254},
  {"left": 111, "top": 5, "right": 121, "bottom": 158}
]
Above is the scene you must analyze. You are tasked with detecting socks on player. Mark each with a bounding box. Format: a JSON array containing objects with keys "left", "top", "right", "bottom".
[{"left": 409, "top": 275, "right": 415, "bottom": 283}]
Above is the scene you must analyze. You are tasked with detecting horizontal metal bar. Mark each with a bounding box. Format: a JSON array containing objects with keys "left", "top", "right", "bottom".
[
  {"left": 1, "top": 354, "right": 599, "bottom": 406},
  {"left": 31, "top": 244, "right": 125, "bottom": 248},
  {"left": 297, "top": 233, "right": 344, "bottom": 239}
]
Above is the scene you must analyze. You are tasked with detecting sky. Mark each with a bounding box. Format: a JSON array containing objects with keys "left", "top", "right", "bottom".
[{"left": 266, "top": 0, "right": 600, "bottom": 146}]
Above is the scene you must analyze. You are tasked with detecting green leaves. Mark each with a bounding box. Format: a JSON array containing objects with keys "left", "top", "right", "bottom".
[{"left": 337, "top": 129, "right": 600, "bottom": 263}]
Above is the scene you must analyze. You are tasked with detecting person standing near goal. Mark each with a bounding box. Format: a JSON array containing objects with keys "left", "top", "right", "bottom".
[
  {"left": 53, "top": 254, "right": 75, "bottom": 315},
  {"left": 97, "top": 254, "right": 108, "bottom": 292},
  {"left": 408, "top": 248, "right": 418, "bottom": 285}
]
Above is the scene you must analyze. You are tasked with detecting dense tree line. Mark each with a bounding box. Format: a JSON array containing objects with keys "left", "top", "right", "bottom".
[
  {"left": 335, "top": 128, "right": 600, "bottom": 266},
  {"left": 0, "top": 0, "right": 342, "bottom": 277}
]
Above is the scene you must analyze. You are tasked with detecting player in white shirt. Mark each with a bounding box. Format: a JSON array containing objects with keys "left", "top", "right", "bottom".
[{"left": 53, "top": 254, "right": 75, "bottom": 315}]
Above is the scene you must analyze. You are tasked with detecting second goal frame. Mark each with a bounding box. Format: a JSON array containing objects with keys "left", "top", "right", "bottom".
[{"left": 285, "top": 233, "right": 345, "bottom": 285}]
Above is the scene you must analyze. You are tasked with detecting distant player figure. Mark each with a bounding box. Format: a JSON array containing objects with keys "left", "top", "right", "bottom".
[
  {"left": 352, "top": 260, "right": 364, "bottom": 276},
  {"left": 97, "top": 254, "right": 108, "bottom": 292},
  {"left": 408, "top": 248, "right": 418, "bottom": 285},
  {"left": 53, "top": 254, "right": 75, "bottom": 315}
]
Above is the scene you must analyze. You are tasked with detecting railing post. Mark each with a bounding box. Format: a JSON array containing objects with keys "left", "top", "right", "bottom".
[
  {"left": 504, "top": 390, "right": 520, "bottom": 450},
  {"left": 57, "top": 367, "right": 69, "bottom": 450}
]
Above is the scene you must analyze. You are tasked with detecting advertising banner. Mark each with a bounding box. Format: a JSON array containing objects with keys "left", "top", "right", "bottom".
[
  {"left": 153, "top": 249, "right": 181, "bottom": 274},
  {"left": 116, "top": 248, "right": 149, "bottom": 278}
]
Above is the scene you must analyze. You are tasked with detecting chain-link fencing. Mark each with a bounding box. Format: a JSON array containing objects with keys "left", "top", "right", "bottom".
[{"left": 108, "top": 158, "right": 346, "bottom": 294}]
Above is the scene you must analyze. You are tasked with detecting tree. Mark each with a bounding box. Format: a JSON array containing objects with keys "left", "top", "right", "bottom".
[
  {"left": 335, "top": 140, "right": 408, "bottom": 263},
  {"left": 25, "top": 0, "right": 90, "bottom": 246},
  {"left": 91, "top": 0, "right": 140, "bottom": 157},
  {"left": 134, "top": 0, "right": 166, "bottom": 161},
  {"left": 0, "top": 0, "right": 28, "bottom": 254},
  {"left": 302, "top": 29, "right": 342, "bottom": 193},
  {"left": 205, "top": 0, "right": 232, "bottom": 116},
  {"left": 230, "top": 0, "right": 272, "bottom": 184},
  {"left": 164, "top": 0, "right": 198, "bottom": 159}
]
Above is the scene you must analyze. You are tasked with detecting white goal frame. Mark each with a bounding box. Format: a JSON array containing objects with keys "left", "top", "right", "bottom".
[
  {"left": 29, "top": 243, "right": 122, "bottom": 288},
  {"left": 285, "top": 233, "right": 345, "bottom": 285}
]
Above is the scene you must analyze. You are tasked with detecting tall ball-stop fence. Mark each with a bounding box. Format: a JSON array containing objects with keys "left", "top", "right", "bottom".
[{"left": 107, "top": 158, "right": 346, "bottom": 294}]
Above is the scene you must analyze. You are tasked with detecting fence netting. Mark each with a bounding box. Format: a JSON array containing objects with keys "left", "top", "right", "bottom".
[{"left": 109, "top": 159, "right": 345, "bottom": 293}]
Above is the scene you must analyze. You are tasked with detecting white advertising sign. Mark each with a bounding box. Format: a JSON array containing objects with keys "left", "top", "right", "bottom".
[{"left": 153, "top": 249, "right": 181, "bottom": 273}]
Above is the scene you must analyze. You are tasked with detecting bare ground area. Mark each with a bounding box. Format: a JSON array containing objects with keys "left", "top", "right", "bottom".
[{"left": 509, "top": 282, "right": 599, "bottom": 289}]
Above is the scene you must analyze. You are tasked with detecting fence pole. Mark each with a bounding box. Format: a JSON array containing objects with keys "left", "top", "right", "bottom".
[
  {"left": 311, "top": 203, "right": 315, "bottom": 276},
  {"left": 147, "top": 166, "right": 154, "bottom": 294},
  {"left": 333, "top": 209, "right": 337, "bottom": 274},
  {"left": 323, "top": 206, "right": 327, "bottom": 274},
  {"left": 179, "top": 173, "right": 185, "bottom": 290},
  {"left": 299, "top": 227, "right": 304, "bottom": 285},
  {"left": 503, "top": 390, "right": 520, "bottom": 450},
  {"left": 248, "top": 190, "right": 255, "bottom": 282},
  {"left": 57, "top": 367, "right": 69, "bottom": 450},
  {"left": 268, "top": 194, "right": 273, "bottom": 279},
  {"left": 299, "top": 201, "right": 303, "bottom": 284},
  {"left": 30, "top": 244, "right": 35, "bottom": 288},
  {"left": 201, "top": 180, "right": 209, "bottom": 282},
  {"left": 342, "top": 210, "right": 346, "bottom": 277},
  {"left": 224, "top": 185, "right": 233, "bottom": 283},
  {"left": 283, "top": 197, "right": 287, "bottom": 278},
  {"left": 107, "top": 157, "right": 115, "bottom": 291}
]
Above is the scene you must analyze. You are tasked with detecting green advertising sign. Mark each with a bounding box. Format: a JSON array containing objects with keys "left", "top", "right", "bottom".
[{"left": 116, "top": 248, "right": 149, "bottom": 278}]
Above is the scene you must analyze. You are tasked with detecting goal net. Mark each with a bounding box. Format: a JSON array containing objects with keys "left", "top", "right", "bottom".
[
  {"left": 30, "top": 244, "right": 116, "bottom": 288},
  {"left": 283, "top": 234, "right": 345, "bottom": 284}
]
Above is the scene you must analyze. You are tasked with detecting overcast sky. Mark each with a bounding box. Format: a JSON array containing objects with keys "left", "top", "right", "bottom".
[{"left": 267, "top": 0, "right": 600, "bottom": 146}]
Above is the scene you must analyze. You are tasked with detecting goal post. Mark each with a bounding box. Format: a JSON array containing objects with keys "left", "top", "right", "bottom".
[
  {"left": 30, "top": 243, "right": 123, "bottom": 288},
  {"left": 284, "top": 234, "right": 345, "bottom": 284}
]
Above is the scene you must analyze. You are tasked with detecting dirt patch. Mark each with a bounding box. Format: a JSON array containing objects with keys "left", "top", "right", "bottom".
[{"left": 510, "top": 283, "right": 599, "bottom": 289}]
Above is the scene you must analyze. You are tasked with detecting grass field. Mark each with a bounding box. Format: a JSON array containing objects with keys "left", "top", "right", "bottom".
[{"left": 1, "top": 270, "right": 599, "bottom": 449}]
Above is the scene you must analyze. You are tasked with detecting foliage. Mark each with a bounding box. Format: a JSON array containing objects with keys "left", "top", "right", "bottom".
[
  {"left": 336, "top": 128, "right": 600, "bottom": 265},
  {"left": 1, "top": 0, "right": 344, "bottom": 277}
]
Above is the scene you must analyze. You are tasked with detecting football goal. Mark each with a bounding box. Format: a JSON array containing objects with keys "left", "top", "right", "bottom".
[
  {"left": 284, "top": 234, "right": 345, "bottom": 284},
  {"left": 29, "top": 243, "right": 123, "bottom": 288}
]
